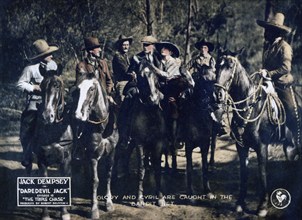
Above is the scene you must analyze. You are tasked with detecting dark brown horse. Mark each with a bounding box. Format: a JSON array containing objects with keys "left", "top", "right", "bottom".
[
  {"left": 29, "top": 73, "right": 73, "bottom": 220},
  {"left": 120, "top": 64, "right": 167, "bottom": 207},
  {"left": 177, "top": 72, "right": 217, "bottom": 199},
  {"left": 73, "top": 73, "right": 118, "bottom": 219},
  {"left": 214, "top": 49, "right": 300, "bottom": 217}
]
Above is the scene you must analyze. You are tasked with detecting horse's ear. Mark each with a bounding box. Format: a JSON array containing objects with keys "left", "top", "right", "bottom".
[
  {"left": 57, "top": 63, "right": 63, "bottom": 76},
  {"left": 236, "top": 47, "right": 245, "bottom": 56}
]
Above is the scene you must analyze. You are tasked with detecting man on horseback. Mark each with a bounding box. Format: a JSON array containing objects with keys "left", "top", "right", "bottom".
[
  {"left": 257, "top": 12, "right": 301, "bottom": 149},
  {"left": 73, "top": 37, "right": 115, "bottom": 160},
  {"left": 144, "top": 41, "right": 192, "bottom": 149},
  {"left": 118, "top": 35, "right": 161, "bottom": 149},
  {"left": 17, "top": 39, "right": 59, "bottom": 168},
  {"left": 112, "top": 35, "right": 133, "bottom": 106},
  {"left": 76, "top": 37, "right": 114, "bottom": 96},
  {"left": 187, "top": 39, "right": 227, "bottom": 136}
]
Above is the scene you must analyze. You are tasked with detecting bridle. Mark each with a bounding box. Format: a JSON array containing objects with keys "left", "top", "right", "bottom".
[
  {"left": 214, "top": 55, "right": 238, "bottom": 97},
  {"left": 43, "top": 76, "right": 65, "bottom": 123}
]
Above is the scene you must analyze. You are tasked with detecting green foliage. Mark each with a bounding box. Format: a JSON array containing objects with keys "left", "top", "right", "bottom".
[{"left": 0, "top": 0, "right": 301, "bottom": 83}]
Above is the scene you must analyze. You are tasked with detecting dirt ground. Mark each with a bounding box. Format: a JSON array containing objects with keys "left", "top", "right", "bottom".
[{"left": 0, "top": 134, "right": 301, "bottom": 220}]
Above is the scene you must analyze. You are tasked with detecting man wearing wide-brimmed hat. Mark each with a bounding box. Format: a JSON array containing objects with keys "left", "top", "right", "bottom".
[
  {"left": 117, "top": 35, "right": 162, "bottom": 149},
  {"left": 76, "top": 36, "right": 114, "bottom": 95},
  {"left": 112, "top": 35, "right": 133, "bottom": 104},
  {"left": 257, "top": 12, "right": 301, "bottom": 147},
  {"left": 17, "top": 39, "right": 59, "bottom": 167}
]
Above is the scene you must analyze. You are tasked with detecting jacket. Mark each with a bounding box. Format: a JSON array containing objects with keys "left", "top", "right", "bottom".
[
  {"left": 112, "top": 51, "right": 131, "bottom": 82},
  {"left": 17, "top": 60, "right": 57, "bottom": 111},
  {"left": 263, "top": 38, "right": 293, "bottom": 85},
  {"left": 76, "top": 57, "right": 114, "bottom": 95},
  {"left": 189, "top": 53, "right": 216, "bottom": 81}
]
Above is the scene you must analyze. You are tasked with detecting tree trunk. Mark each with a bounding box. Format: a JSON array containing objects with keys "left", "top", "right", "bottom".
[
  {"left": 264, "top": 0, "right": 274, "bottom": 21},
  {"left": 146, "top": 0, "right": 153, "bottom": 35},
  {"left": 184, "top": 0, "right": 193, "bottom": 64}
]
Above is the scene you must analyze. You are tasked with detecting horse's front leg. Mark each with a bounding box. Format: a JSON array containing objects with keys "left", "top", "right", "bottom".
[
  {"left": 255, "top": 144, "right": 268, "bottom": 217},
  {"left": 151, "top": 141, "right": 165, "bottom": 207},
  {"left": 136, "top": 144, "right": 145, "bottom": 207},
  {"left": 90, "top": 158, "right": 100, "bottom": 219},
  {"left": 185, "top": 143, "right": 194, "bottom": 197},
  {"left": 104, "top": 150, "right": 115, "bottom": 211},
  {"left": 209, "top": 131, "right": 217, "bottom": 167},
  {"left": 38, "top": 162, "right": 50, "bottom": 220},
  {"left": 200, "top": 141, "right": 213, "bottom": 198},
  {"left": 235, "top": 145, "right": 249, "bottom": 214},
  {"left": 59, "top": 156, "right": 71, "bottom": 220}
]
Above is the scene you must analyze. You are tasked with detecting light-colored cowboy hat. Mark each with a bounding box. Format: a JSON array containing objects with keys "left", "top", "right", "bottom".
[
  {"left": 194, "top": 39, "right": 214, "bottom": 52},
  {"left": 141, "top": 35, "right": 158, "bottom": 44},
  {"left": 83, "top": 37, "right": 101, "bottom": 51},
  {"left": 115, "top": 35, "right": 133, "bottom": 48},
  {"left": 256, "top": 13, "right": 291, "bottom": 33},
  {"left": 155, "top": 41, "right": 180, "bottom": 58},
  {"left": 29, "top": 39, "right": 59, "bottom": 60}
]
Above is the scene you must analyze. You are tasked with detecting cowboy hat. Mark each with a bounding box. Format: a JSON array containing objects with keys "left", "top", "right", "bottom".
[
  {"left": 29, "top": 39, "right": 59, "bottom": 60},
  {"left": 194, "top": 39, "right": 214, "bottom": 52},
  {"left": 115, "top": 35, "right": 133, "bottom": 48},
  {"left": 155, "top": 41, "right": 180, "bottom": 58},
  {"left": 141, "top": 35, "right": 158, "bottom": 44},
  {"left": 83, "top": 37, "right": 101, "bottom": 51},
  {"left": 256, "top": 13, "right": 291, "bottom": 33}
]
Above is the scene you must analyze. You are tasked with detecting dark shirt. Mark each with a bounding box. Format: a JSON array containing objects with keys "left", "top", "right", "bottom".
[{"left": 112, "top": 51, "right": 131, "bottom": 82}]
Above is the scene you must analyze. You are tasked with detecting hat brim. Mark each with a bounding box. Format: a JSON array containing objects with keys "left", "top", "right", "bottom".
[
  {"left": 29, "top": 45, "right": 59, "bottom": 60},
  {"left": 82, "top": 44, "right": 101, "bottom": 51},
  {"left": 194, "top": 41, "right": 214, "bottom": 52},
  {"left": 115, "top": 38, "right": 133, "bottom": 48},
  {"left": 155, "top": 42, "right": 180, "bottom": 58},
  {"left": 256, "top": 20, "right": 291, "bottom": 33}
]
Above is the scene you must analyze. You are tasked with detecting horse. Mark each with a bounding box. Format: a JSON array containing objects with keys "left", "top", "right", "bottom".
[
  {"left": 72, "top": 73, "right": 118, "bottom": 219},
  {"left": 28, "top": 73, "right": 73, "bottom": 220},
  {"left": 177, "top": 72, "right": 217, "bottom": 199},
  {"left": 214, "top": 49, "right": 300, "bottom": 217},
  {"left": 119, "top": 62, "right": 167, "bottom": 207}
]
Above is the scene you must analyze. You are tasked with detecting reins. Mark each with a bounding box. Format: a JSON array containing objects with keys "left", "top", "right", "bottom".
[
  {"left": 215, "top": 58, "right": 286, "bottom": 146},
  {"left": 87, "top": 112, "right": 109, "bottom": 125}
]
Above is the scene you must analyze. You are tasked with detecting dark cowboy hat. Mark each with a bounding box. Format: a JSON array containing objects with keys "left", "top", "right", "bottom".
[
  {"left": 257, "top": 13, "right": 291, "bottom": 34},
  {"left": 155, "top": 41, "right": 180, "bottom": 58},
  {"left": 83, "top": 37, "right": 101, "bottom": 51},
  {"left": 194, "top": 39, "right": 214, "bottom": 52},
  {"left": 115, "top": 35, "right": 133, "bottom": 48},
  {"left": 29, "top": 39, "right": 59, "bottom": 60}
]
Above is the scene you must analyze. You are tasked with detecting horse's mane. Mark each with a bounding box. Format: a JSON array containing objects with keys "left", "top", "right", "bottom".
[
  {"left": 75, "top": 72, "right": 95, "bottom": 86},
  {"left": 41, "top": 74, "right": 64, "bottom": 94}
]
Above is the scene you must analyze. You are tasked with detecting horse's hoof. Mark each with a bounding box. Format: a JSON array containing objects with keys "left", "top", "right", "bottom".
[
  {"left": 157, "top": 198, "right": 166, "bottom": 207},
  {"left": 61, "top": 213, "right": 71, "bottom": 220},
  {"left": 206, "top": 192, "right": 215, "bottom": 199},
  {"left": 106, "top": 201, "right": 115, "bottom": 212},
  {"left": 236, "top": 205, "right": 244, "bottom": 213},
  {"left": 91, "top": 209, "right": 100, "bottom": 219},
  {"left": 257, "top": 209, "right": 268, "bottom": 217},
  {"left": 136, "top": 199, "right": 145, "bottom": 208}
]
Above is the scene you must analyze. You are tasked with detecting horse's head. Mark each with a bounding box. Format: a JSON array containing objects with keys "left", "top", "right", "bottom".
[
  {"left": 136, "top": 60, "right": 164, "bottom": 106},
  {"left": 214, "top": 48, "right": 245, "bottom": 104},
  {"left": 74, "top": 73, "right": 109, "bottom": 123},
  {"left": 40, "top": 75, "right": 64, "bottom": 124}
]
